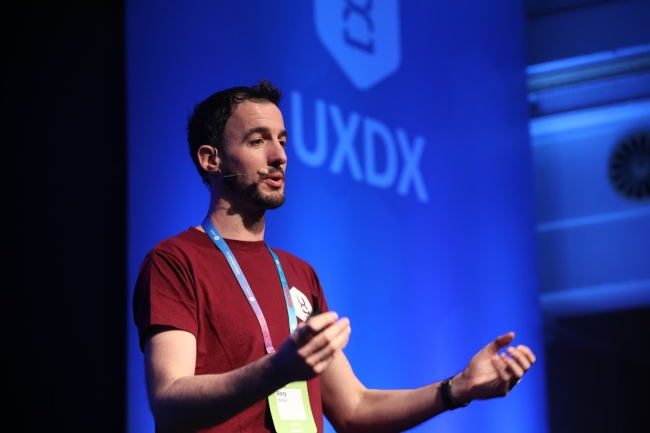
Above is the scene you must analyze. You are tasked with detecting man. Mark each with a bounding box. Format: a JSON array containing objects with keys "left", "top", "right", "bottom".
[{"left": 133, "top": 79, "right": 536, "bottom": 433}]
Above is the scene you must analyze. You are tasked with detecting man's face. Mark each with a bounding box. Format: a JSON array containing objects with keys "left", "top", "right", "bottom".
[{"left": 220, "top": 100, "right": 288, "bottom": 210}]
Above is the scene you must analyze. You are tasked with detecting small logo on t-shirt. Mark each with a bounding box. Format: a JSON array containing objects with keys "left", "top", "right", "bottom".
[{"left": 290, "top": 287, "right": 313, "bottom": 322}]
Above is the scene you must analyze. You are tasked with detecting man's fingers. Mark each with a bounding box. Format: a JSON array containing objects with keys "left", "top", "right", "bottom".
[
  {"left": 501, "top": 352, "right": 525, "bottom": 377},
  {"left": 305, "top": 322, "right": 351, "bottom": 372},
  {"left": 516, "top": 344, "right": 537, "bottom": 364},
  {"left": 491, "top": 355, "right": 511, "bottom": 382},
  {"left": 290, "top": 311, "right": 351, "bottom": 377},
  {"left": 489, "top": 331, "right": 515, "bottom": 353},
  {"left": 499, "top": 345, "right": 537, "bottom": 391},
  {"left": 299, "top": 317, "right": 351, "bottom": 364},
  {"left": 277, "top": 313, "right": 351, "bottom": 382},
  {"left": 506, "top": 346, "right": 534, "bottom": 370},
  {"left": 294, "top": 311, "right": 339, "bottom": 345}
]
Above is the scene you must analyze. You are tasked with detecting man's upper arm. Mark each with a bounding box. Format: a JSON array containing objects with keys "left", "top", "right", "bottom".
[
  {"left": 320, "top": 351, "right": 366, "bottom": 431},
  {"left": 144, "top": 327, "right": 197, "bottom": 400}
]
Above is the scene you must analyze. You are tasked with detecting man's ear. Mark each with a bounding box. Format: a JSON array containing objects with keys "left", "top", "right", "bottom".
[{"left": 198, "top": 145, "right": 220, "bottom": 173}]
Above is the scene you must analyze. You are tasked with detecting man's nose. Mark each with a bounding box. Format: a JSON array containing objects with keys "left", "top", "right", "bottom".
[{"left": 268, "top": 140, "right": 287, "bottom": 165}]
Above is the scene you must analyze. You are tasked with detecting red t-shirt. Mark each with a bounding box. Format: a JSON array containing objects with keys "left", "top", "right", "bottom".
[{"left": 133, "top": 227, "right": 328, "bottom": 432}]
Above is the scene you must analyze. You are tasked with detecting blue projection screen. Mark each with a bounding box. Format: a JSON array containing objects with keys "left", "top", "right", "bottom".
[{"left": 127, "top": 1, "right": 548, "bottom": 432}]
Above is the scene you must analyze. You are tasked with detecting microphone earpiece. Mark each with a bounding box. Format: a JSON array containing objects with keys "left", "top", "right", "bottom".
[{"left": 220, "top": 168, "right": 269, "bottom": 178}]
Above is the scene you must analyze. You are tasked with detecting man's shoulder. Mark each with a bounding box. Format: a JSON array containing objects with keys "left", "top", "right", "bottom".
[
  {"left": 270, "top": 247, "right": 315, "bottom": 270},
  {"left": 149, "top": 226, "right": 208, "bottom": 256}
]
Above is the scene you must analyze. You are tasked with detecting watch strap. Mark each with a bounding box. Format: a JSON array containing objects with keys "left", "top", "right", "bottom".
[{"left": 440, "top": 376, "right": 470, "bottom": 410}]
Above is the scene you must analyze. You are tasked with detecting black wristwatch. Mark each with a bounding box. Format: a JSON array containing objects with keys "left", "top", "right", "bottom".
[{"left": 440, "top": 376, "right": 470, "bottom": 410}]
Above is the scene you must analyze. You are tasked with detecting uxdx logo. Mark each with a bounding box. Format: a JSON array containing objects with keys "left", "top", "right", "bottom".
[{"left": 314, "top": 0, "right": 401, "bottom": 90}]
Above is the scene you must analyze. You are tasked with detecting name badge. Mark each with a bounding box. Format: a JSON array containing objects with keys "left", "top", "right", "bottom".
[{"left": 268, "top": 381, "right": 317, "bottom": 433}]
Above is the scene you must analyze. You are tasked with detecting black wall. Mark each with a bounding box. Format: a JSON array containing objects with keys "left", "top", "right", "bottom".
[
  {"left": 8, "top": 2, "right": 127, "bottom": 432},
  {"left": 545, "top": 308, "right": 650, "bottom": 432}
]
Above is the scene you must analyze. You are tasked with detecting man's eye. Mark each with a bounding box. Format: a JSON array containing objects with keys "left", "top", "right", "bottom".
[
  {"left": 279, "top": 140, "right": 287, "bottom": 147},
  {"left": 251, "top": 138, "right": 264, "bottom": 145}
]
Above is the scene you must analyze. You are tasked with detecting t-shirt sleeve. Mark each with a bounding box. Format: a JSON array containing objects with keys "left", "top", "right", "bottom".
[
  {"left": 132, "top": 248, "right": 199, "bottom": 351},
  {"left": 310, "top": 265, "right": 329, "bottom": 314}
]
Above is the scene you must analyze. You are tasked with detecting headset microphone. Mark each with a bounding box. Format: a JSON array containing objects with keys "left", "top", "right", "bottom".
[{"left": 221, "top": 168, "right": 269, "bottom": 178}]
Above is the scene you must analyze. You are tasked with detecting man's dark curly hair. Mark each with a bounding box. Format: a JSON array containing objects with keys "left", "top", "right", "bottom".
[{"left": 186, "top": 79, "right": 282, "bottom": 183}]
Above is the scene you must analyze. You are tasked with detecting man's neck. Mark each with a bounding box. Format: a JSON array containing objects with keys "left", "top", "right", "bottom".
[{"left": 199, "top": 200, "right": 266, "bottom": 241}]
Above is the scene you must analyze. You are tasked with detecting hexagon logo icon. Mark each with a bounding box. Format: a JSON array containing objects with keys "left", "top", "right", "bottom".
[{"left": 314, "top": 0, "right": 401, "bottom": 91}]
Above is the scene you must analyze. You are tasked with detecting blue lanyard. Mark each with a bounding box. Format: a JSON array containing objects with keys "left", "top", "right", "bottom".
[{"left": 201, "top": 220, "right": 298, "bottom": 353}]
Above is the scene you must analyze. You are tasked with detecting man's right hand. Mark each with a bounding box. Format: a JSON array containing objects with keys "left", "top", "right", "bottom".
[{"left": 273, "top": 311, "right": 351, "bottom": 383}]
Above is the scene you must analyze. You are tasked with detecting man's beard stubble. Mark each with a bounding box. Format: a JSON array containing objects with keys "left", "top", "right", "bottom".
[{"left": 222, "top": 168, "right": 285, "bottom": 210}]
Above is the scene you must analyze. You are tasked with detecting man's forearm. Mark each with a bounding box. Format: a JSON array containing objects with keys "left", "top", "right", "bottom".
[
  {"left": 343, "top": 384, "right": 448, "bottom": 433},
  {"left": 150, "top": 352, "right": 286, "bottom": 432}
]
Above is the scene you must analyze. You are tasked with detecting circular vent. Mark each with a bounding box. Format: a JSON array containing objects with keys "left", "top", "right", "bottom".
[{"left": 608, "top": 131, "right": 650, "bottom": 201}]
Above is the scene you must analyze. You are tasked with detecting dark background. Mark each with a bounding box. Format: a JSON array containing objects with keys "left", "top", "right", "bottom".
[
  {"left": 7, "top": 1, "right": 648, "bottom": 432},
  {"left": 8, "top": 2, "right": 126, "bottom": 432}
]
